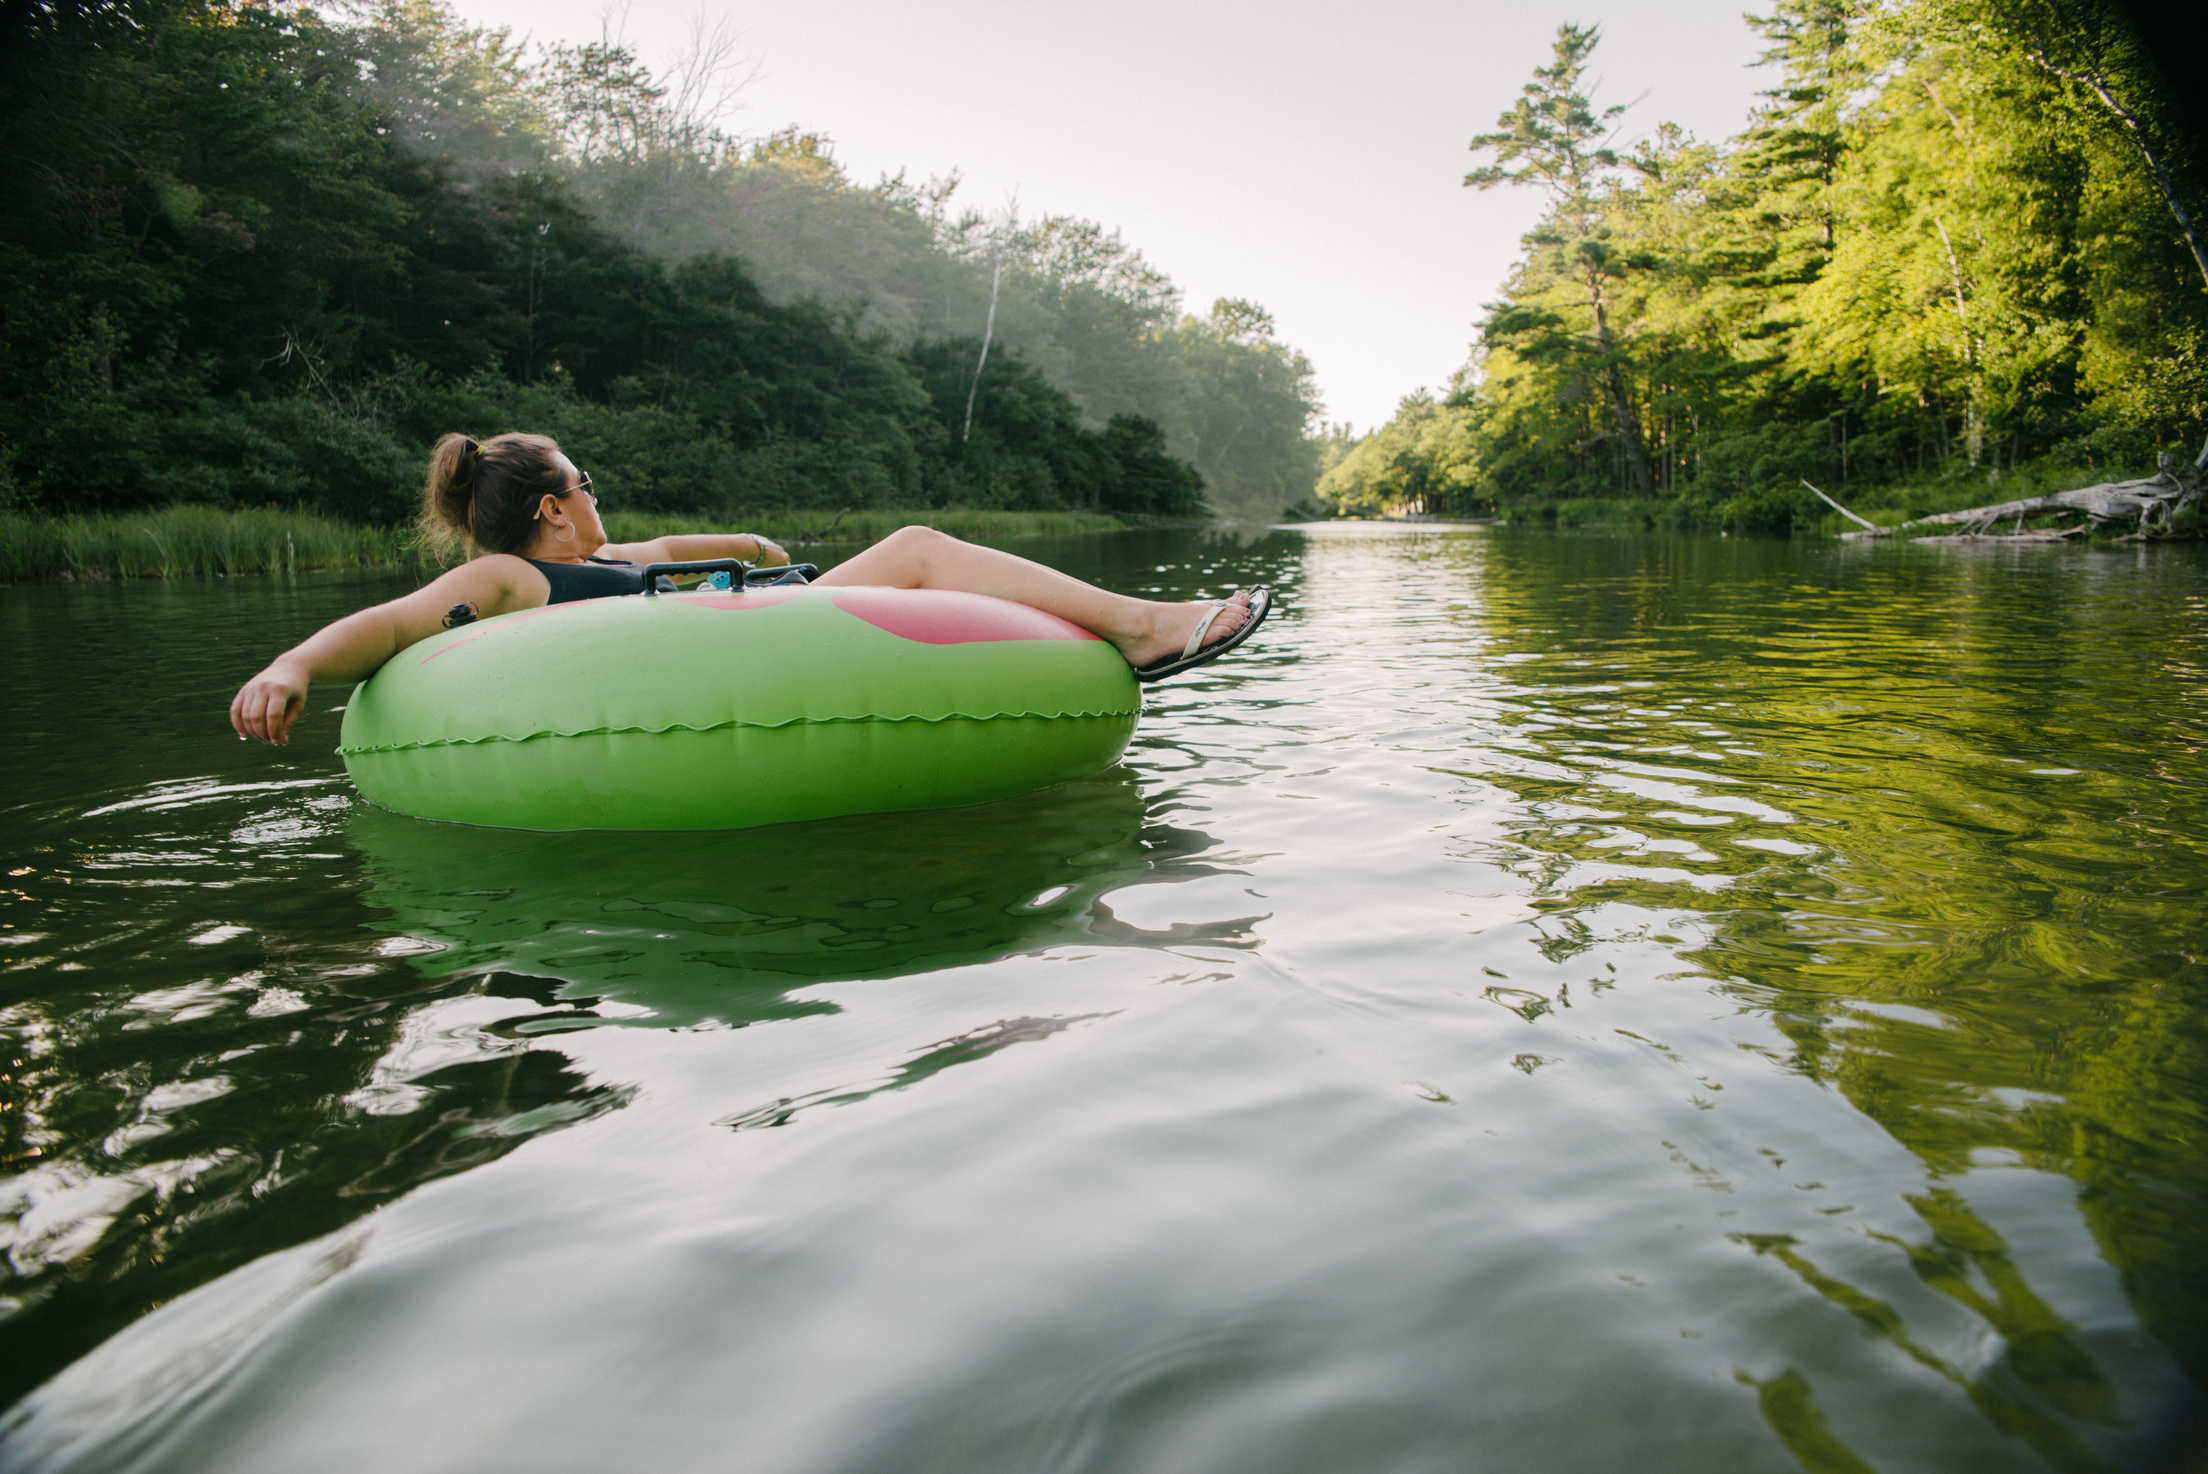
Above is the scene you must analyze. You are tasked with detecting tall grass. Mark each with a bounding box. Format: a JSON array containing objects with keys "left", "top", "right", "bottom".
[
  {"left": 599, "top": 507, "right": 1132, "bottom": 547},
  {"left": 0, "top": 507, "right": 421, "bottom": 582}
]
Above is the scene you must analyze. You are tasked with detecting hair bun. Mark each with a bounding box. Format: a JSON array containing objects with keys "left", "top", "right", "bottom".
[{"left": 419, "top": 430, "right": 562, "bottom": 558}]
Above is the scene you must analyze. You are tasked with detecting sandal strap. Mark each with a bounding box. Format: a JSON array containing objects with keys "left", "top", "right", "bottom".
[{"left": 1181, "top": 600, "right": 1230, "bottom": 659}]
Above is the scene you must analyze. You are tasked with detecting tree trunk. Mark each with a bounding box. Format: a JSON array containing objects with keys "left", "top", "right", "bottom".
[
  {"left": 2028, "top": 52, "right": 2208, "bottom": 293},
  {"left": 1587, "top": 281, "right": 1656, "bottom": 497}
]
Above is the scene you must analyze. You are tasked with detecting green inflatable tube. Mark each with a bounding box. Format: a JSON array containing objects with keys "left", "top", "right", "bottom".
[{"left": 337, "top": 585, "right": 1141, "bottom": 831}]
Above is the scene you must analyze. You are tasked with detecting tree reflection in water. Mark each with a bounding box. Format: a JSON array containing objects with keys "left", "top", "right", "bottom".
[{"left": 1444, "top": 533, "right": 2206, "bottom": 1468}]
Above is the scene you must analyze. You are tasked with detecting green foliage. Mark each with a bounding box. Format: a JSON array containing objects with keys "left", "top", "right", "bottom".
[
  {"left": 1156, "top": 302, "right": 1326, "bottom": 519},
  {"left": 1678, "top": 422, "right": 1832, "bottom": 530},
  {"left": 0, "top": 0, "right": 1321, "bottom": 527},
  {"left": 1317, "top": 391, "right": 1484, "bottom": 516},
  {"left": 1326, "top": 1, "right": 2204, "bottom": 529},
  {"left": 905, "top": 341, "right": 1203, "bottom": 514},
  {"left": 568, "top": 133, "right": 1326, "bottom": 517}
]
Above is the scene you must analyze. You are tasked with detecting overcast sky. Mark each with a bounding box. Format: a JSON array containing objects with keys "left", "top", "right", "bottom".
[{"left": 444, "top": 0, "right": 1770, "bottom": 433}]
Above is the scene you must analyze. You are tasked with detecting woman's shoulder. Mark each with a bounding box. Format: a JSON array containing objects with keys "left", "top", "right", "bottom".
[
  {"left": 465, "top": 552, "right": 545, "bottom": 581},
  {"left": 430, "top": 553, "right": 551, "bottom": 605}
]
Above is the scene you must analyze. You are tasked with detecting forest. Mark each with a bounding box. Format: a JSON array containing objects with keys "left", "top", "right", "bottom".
[
  {"left": 1319, "top": 0, "right": 2208, "bottom": 531},
  {"left": 1, "top": 0, "right": 1327, "bottom": 530}
]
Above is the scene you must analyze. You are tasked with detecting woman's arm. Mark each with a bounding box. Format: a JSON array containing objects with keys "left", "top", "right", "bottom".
[
  {"left": 598, "top": 532, "right": 790, "bottom": 567},
  {"left": 229, "top": 556, "right": 546, "bottom": 747}
]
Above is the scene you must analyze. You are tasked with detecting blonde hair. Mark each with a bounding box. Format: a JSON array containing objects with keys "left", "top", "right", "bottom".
[{"left": 418, "top": 432, "right": 570, "bottom": 556}]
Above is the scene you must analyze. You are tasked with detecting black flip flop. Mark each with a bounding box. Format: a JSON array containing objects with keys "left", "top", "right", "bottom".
[{"left": 1133, "top": 587, "right": 1272, "bottom": 684}]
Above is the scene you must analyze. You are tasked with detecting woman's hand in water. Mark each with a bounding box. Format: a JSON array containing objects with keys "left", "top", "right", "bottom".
[
  {"left": 226, "top": 557, "right": 541, "bottom": 747},
  {"left": 231, "top": 659, "right": 311, "bottom": 746}
]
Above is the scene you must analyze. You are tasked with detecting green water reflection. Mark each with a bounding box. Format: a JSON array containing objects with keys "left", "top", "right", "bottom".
[
  {"left": 1442, "top": 534, "right": 2206, "bottom": 1468},
  {"left": 347, "top": 769, "right": 1250, "bottom": 1031}
]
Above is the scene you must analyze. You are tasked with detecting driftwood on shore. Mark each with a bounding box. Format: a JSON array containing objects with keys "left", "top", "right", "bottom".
[{"left": 1826, "top": 442, "right": 2206, "bottom": 543}]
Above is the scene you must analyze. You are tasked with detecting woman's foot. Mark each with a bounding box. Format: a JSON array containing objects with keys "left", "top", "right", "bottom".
[{"left": 1112, "top": 589, "right": 1256, "bottom": 671}]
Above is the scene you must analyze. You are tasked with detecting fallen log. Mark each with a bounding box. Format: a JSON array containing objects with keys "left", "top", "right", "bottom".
[
  {"left": 1829, "top": 442, "right": 2206, "bottom": 542},
  {"left": 1909, "top": 528, "right": 2088, "bottom": 544}
]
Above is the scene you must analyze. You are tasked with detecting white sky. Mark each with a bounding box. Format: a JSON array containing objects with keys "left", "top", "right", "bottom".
[{"left": 443, "top": 0, "right": 1770, "bottom": 433}]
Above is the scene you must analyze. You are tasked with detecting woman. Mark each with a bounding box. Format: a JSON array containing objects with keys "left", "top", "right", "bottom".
[{"left": 230, "top": 432, "right": 1269, "bottom": 746}]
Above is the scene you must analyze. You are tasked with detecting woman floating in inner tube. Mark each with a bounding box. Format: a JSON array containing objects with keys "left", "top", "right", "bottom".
[{"left": 230, "top": 432, "right": 1271, "bottom": 746}]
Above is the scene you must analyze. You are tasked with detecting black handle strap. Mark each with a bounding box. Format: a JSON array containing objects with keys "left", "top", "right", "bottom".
[{"left": 637, "top": 560, "right": 819, "bottom": 594}]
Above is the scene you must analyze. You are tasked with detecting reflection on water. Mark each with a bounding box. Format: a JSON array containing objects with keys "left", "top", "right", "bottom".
[
  {"left": 0, "top": 529, "right": 2203, "bottom": 1472},
  {"left": 1456, "top": 536, "right": 2208, "bottom": 1394},
  {"left": 348, "top": 768, "right": 1247, "bottom": 1029},
  {"left": 1426, "top": 534, "right": 2205, "bottom": 1472}
]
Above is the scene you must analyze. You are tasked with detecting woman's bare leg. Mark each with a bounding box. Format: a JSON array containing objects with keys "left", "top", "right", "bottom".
[{"left": 813, "top": 526, "right": 1250, "bottom": 669}]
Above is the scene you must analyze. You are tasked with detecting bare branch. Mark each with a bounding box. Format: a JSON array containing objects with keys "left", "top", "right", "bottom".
[{"left": 1801, "top": 479, "right": 1878, "bottom": 530}]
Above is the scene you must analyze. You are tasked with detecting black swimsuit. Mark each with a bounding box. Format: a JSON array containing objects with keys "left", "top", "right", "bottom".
[{"left": 527, "top": 556, "right": 646, "bottom": 603}]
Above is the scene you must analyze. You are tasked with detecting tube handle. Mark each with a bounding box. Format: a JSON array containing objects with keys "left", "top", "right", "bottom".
[{"left": 637, "top": 559, "right": 745, "bottom": 595}]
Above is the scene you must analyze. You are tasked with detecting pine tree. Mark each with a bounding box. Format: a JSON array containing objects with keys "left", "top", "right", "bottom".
[{"left": 1466, "top": 24, "right": 1657, "bottom": 497}]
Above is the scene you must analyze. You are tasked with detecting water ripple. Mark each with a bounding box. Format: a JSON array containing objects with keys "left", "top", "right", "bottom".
[{"left": 0, "top": 534, "right": 2202, "bottom": 1472}]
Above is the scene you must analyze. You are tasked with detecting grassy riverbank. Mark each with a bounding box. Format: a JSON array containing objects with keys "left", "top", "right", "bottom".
[
  {"left": 0, "top": 506, "right": 1138, "bottom": 583},
  {"left": 0, "top": 508, "right": 421, "bottom": 582}
]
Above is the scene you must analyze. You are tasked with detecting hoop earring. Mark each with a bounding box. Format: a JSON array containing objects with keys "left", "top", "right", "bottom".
[{"left": 554, "top": 523, "right": 575, "bottom": 543}]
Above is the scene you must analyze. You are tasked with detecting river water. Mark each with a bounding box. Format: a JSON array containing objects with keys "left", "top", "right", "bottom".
[{"left": 0, "top": 526, "right": 2202, "bottom": 1473}]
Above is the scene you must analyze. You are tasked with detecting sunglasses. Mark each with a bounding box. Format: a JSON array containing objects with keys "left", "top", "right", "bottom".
[{"left": 534, "top": 472, "right": 597, "bottom": 520}]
